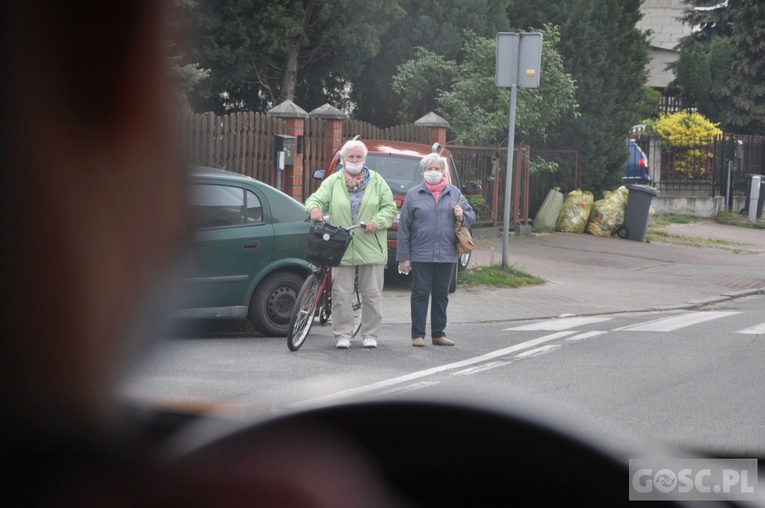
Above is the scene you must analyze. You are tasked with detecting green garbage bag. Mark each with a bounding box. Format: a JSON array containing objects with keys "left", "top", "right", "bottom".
[{"left": 534, "top": 187, "right": 564, "bottom": 230}]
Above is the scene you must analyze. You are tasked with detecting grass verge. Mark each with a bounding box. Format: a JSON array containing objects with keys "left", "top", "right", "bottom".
[
  {"left": 646, "top": 213, "right": 759, "bottom": 250},
  {"left": 649, "top": 214, "right": 696, "bottom": 228},
  {"left": 715, "top": 209, "right": 765, "bottom": 229},
  {"left": 458, "top": 264, "right": 545, "bottom": 289},
  {"left": 645, "top": 229, "right": 742, "bottom": 249}
]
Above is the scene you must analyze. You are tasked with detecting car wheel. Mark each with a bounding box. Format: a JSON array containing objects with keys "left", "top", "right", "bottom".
[
  {"left": 249, "top": 272, "right": 305, "bottom": 337},
  {"left": 457, "top": 251, "right": 471, "bottom": 271},
  {"left": 458, "top": 227, "right": 472, "bottom": 271}
]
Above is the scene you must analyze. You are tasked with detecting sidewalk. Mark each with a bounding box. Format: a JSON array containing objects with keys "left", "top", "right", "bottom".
[{"left": 382, "top": 220, "right": 765, "bottom": 325}]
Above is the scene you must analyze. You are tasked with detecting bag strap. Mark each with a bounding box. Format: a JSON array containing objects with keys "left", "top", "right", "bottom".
[{"left": 453, "top": 187, "right": 465, "bottom": 226}]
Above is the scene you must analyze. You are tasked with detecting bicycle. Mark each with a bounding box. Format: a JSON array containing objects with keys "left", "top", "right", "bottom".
[{"left": 287, "top": 222, "right": 365, "bottom": 351}]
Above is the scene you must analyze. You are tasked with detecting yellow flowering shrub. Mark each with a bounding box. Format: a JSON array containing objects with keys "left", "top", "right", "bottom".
[{"left": 644, "top": 110, "right": 722, "bottom": 177}]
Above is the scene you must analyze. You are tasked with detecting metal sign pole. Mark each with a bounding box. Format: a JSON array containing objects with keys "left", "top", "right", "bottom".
[
  {"left": 502, "top": 84, "right": 518, "bottom": 269},
  {"left": 496, "top": 31, "right": 541, "bottom": 269}
]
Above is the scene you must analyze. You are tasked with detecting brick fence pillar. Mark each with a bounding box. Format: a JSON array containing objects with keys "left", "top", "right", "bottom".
[
  {"left": 309, "top": 103, "right": 347, "bottom": 179},
  {"left": 267, "top": 100, "right": 308, "bottom": 201},
  {"left": 415, "top": 112, "right": 450, "bottom": 147}
]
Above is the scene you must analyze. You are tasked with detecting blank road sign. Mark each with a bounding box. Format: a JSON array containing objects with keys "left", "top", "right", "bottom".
[{"left": 496, "top": 32, "right": 542, "bottom": 88}]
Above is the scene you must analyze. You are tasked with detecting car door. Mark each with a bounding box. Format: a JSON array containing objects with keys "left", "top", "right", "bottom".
[{"left": 181, "top": 180, "right": 275, "bottom": 315}]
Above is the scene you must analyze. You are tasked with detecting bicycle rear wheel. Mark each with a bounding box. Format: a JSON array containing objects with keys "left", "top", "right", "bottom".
[{"left": 287, "top": 273, "right": 323, "bottom": 351}]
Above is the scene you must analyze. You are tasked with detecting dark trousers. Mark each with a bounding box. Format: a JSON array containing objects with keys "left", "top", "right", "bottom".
[{"left": 411, "top": 262, "right": 453, "bottom": 339}]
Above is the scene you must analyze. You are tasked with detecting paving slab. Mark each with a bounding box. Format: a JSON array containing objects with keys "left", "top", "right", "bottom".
[{"left": 382, "top": 220, "right": 765, "bottom": 325}]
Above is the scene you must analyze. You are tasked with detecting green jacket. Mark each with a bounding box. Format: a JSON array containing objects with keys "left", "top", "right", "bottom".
[{"left": 305, "top": 169, "right": 397, "bottom": 266}]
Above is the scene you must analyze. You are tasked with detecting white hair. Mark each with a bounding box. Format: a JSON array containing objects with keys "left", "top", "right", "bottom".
[
  {"left": 340, "top": 139, "right": 368, "bottom": 159},
  {"left": 419, "top": 153, "right": 447, "bottom": 173}
]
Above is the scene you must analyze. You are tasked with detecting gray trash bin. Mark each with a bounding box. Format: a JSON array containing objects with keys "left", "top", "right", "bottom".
[{"left": 617, "top": 184, "right": 659, "bottom": 242}]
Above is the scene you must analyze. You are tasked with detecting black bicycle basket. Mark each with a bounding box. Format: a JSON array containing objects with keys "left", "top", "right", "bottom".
[{"left": 305, "top": 222, "right": 352, "bottom": 266}]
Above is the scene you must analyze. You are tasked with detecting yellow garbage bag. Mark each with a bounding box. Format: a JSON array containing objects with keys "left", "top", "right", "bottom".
[
  {"left": 587, "top": 187, "right": 629, "bottom": 237},
  {"left": 556, "top": 189, "right": 594, "bottom": 233}
]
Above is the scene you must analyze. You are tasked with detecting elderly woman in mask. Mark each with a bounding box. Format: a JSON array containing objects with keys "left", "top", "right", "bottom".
[
  {"left": 305, "top": 139, "right": 397, "bottom": 350},
  {"left": 396, "top": 153, "right": 475, "bottom": 347}
]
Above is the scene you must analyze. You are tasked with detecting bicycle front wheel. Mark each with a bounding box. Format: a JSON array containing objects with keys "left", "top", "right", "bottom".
[
  {"left": 351, "top": 280, "right": 362, "bottom": 338},
  {"left": 287, "top": 273, "right": 323, "bottom": 351}
]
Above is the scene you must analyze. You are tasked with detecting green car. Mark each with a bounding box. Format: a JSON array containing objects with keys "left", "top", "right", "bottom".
[{"left": 173, "top": 166, "right": 312, "bottom": 336}]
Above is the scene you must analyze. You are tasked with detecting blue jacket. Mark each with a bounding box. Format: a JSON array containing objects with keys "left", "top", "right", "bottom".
[{"left": 396, "top": 182, "right": 475, "bottom": 263}]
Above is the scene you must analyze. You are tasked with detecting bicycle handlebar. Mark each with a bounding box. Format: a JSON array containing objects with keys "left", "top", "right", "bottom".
[{"left": 309, "top": 219, "right": 367, "bottom": 232}]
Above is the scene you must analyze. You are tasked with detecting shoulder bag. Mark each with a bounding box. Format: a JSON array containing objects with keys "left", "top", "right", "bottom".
[{"left": 454, "top": 191, "right": 474, "bottom": 254}]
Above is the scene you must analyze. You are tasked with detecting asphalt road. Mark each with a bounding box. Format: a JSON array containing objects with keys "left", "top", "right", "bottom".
[{"left": 121, "top": 293, "right": 765, "bottom": 458}]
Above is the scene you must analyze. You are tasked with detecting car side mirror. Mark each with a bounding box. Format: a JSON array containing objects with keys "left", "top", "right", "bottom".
[
  {"left": 313, "top": 169, "right": 326, "bottom": 180},
  {"left": 463, "top": 182, "right": 482, "bottom": 195}
]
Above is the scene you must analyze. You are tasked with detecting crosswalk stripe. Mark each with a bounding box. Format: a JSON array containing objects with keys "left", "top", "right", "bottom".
[
  {"left": 736, "top": 322, "right": 765, "bottom": 335},
  {"left": 613, "top": 311, "right": 741, "bottom": 332},
  {"left": 506, "top": 316, "right": 613, "bottom": 331}
]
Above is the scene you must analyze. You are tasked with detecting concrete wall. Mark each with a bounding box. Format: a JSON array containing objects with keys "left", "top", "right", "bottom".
[{"left": 652, "top": 196, "right": 748, "bottom": 218}]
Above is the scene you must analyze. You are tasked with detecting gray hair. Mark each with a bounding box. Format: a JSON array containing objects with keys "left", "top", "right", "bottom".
[
  {"left": 419, "top": 153, "right": 447, "bottom": 173},
  {"left": 340, "top": 139, "right": 368, "bottom": 159}
]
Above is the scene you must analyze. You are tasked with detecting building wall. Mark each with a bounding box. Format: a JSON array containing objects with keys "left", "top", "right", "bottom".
[{"left": 637, "top": 0, "right": 695, "bottom": 89}]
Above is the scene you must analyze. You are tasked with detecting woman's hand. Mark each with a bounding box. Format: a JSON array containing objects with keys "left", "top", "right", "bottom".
[
  {"left": 309, "top": 207, "right": 324, "bottom": 222},
  {"left": 364, "top": 221, "right": 378, "bottom": 233},
  {"left": 453, "top": 204, "right": 463, "bottom": 222}
]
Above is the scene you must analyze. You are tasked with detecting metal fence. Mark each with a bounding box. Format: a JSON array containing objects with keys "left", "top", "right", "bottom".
[
  {"left": 449, "top": 145, "right": 531, "bottom": 227},
  {"left": 182, "top": 109, "right": 761, "bottom": 224},
  {"left": 635, "top": 133, "right": 765, "bottom": 202},
  {"left": 527, "top": 149, "right": 580, "bottom": 219}
]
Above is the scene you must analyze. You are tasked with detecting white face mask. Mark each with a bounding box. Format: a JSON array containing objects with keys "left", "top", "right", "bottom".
[
  {"left": 423, "top": 170, "right": 443, "bottom": 184},
  {"left": 345, "top": 161, "right": 364, "bottom": 175}
]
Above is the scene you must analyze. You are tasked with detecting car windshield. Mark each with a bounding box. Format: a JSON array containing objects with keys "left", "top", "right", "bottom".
[
  {"left": 366, "top": 154, "right": 421, "bottom": 195},
  {"left": 354, "top": 154, "right": 454, "bottom": 196},
  {"left": 12, "top": 2, "right": 765, "bottom": 506},
  {"left": 123, "top": 155, "right": 765, "bottom": 472}
]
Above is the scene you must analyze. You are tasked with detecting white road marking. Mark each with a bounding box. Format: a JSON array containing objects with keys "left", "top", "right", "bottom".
[
  {"left": 506, "top": 316, "right": 613, "bottom": 331},
  {"left": 451, "top": 361, "right": 512, "bottom": 376},
  {"left": 377, "top": 380, "right": 441, "bottom": 396},
  {"left": 613, "top": 311, "right": 741, "bottom": 332},
  {"left": 736, "top": 322, "right": 765, "bottom": 335},
  {"left": 565, "top": 331, "right": 608, "bottom": 341},
  {"left": 286, "top": 331, "right": 576, "bottom": 410},
  {"left": 516, "top": 344, "right": 563, "bottom": 358}
]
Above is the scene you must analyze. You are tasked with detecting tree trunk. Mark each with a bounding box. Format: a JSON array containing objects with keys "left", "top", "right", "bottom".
[{"left": 277, "top": 47, "right": 299, "bottom": 104}]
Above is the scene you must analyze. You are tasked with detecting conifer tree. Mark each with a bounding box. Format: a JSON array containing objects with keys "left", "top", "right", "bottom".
[
  {"left": 721, "top": 0, "right": 765, "bottom": 135},
  {"left": 541, "top": 0, "right": 650, "bottom": 196}
]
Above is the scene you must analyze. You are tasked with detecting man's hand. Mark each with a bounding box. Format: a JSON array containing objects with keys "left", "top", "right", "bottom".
[{"left": 398, "top": 261, "right": 411, "bottom": 274}]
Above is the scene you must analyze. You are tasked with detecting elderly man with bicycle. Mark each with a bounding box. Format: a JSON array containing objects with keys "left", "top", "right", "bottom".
[{"left": 305, "top": 139, "right": 397, "bottom": 349}]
